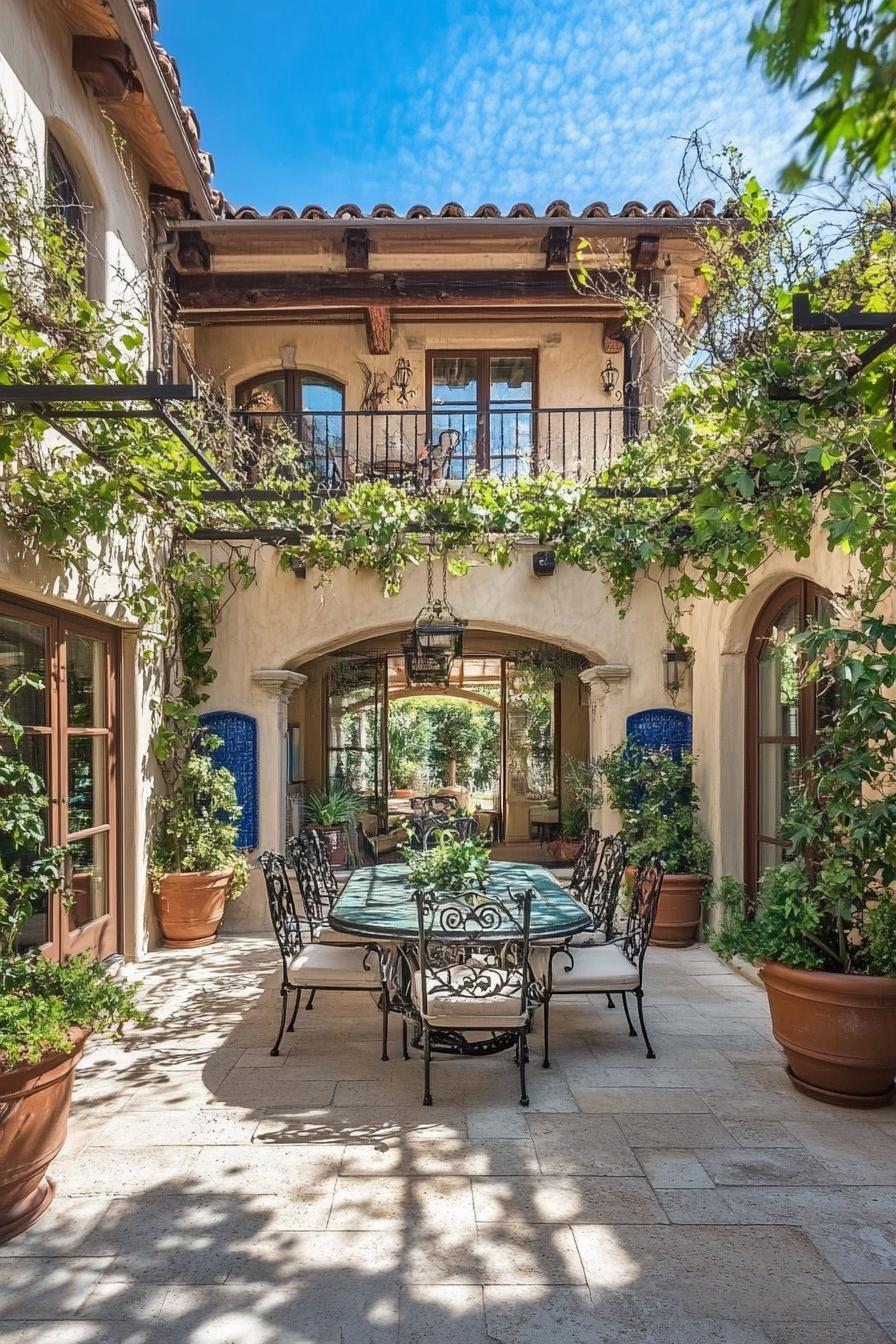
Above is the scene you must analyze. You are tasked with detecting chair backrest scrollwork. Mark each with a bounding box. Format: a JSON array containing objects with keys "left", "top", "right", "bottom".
[
  {"left": 286, "top": 830, "right": 336, "bottom": 936},
  {"left": 413, "top": 888, "right": 535, "bottom": 1021},
  {"left": 622, "top": 856, "right": 666, "bottom": 968},
  {"left": 259, "top": 850, "right": 305, "bottom": 964},
  {"left": 569, "top": 826, "right": 602, "bottom": 900},
  {"left": 584, "top": 834, "right": 628, "bottom": 940}
]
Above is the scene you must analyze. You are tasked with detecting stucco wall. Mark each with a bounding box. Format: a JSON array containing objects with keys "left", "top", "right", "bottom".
[{"left": 0, "top": 1, "right": 161, "bottom": 958}]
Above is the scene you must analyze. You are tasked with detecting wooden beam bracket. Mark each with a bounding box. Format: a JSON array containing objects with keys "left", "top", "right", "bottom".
[
  {"left": 631, "top": 234, "right": 661, "bottom": 271},
  {"left": 345, "top": 228, "right": 370, "bottom": 271},
  {"left": 364, "top": 305, "right": 393, "bottom": 355},
  {"left": 544, "top": 224, "right": 573, "bottom": 270},
  {"left": 177, "top": 229, "right": 212, "bottom": 272},
  {"left": 72, "top": 37, "right": 142, "bottom": 102},
  {"left": 602, "top": 318, "right": 625, "bottom": 354}
]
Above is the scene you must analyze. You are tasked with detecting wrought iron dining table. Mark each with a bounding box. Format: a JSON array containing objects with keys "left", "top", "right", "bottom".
[{"left": 329, "top": 861, "right": 591, "bottom": 1057}]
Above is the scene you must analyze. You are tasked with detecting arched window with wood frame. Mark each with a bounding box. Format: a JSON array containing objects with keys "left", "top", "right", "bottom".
[
  {"left": 235, "top": 370, "right": 344, "bottom": 482},
  {"left": 745, "top": 578, "right": 831, "bottom": 895}
]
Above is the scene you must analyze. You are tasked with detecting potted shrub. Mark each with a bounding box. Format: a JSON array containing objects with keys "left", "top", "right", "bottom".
[
  {"left": 152, "top": 745, "right": 249, "bottom": 948},
  {"left": 304, "top": 785, "right": 362, "bottom": 868},
  {"left": 0, "top": 675, "right": 144, "bottom": 1241},
  {"left": 547, "top": 756, "right": 600, "bottom": 862},
  {"left": 713, "top": 618, "right": 896, "bottom": 1107},
  {"left": 595, "top": 743, "right": 711, "bottom": 947}
]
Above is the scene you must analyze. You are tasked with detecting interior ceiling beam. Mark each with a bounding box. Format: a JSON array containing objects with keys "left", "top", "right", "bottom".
[{"left": 175, "top": 268, "right": 626, "bottom": 314}]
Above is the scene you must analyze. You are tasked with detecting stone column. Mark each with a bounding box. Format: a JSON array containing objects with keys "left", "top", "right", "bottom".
[{"left": 579, "top": 663, "right": 632, "bottom": 832}]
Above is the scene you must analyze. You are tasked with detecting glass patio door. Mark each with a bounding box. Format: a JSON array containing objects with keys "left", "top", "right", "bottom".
[
  {"left": 327, "top": 656, "right": 388, "bottom": 824},
  {"left": 429, "top": 351, "right": 535, "bottom": 479},
  {"left": 0, "top": 598, "right": 119, "bottom": 961}
]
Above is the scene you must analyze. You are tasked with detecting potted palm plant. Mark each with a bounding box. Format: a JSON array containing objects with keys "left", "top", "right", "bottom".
[
  {"left": 152, "top": 742, "right": 249, "bottom": 948},
  {"left": 304, "top": 784, "right": 362, "bottom": 868},
  {"left": 0, "top": 675, "right": 144, "bottom": 1241},
  {"left": 547, "top": 756, "right": 601, "bottom": 862},
  {"left": 716, "top": 618, "right": 896, "bottom": 1107},
  {"left": 594, "top": 743, "right": 711, "bottom": 946}
]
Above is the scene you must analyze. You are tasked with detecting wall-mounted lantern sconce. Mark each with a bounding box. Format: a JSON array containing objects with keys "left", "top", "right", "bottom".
[
  {"left": 533, "top": 549, "right": 556, "bottom": 577},
  {"left": 601, "top": 358, "right": 620, "bottom": 399},
  {"left": 662, "top": 646, "right": 692, "bottom": 699},
  {"left": 289, "top": 556, "right": 306, "bottom": 579}
]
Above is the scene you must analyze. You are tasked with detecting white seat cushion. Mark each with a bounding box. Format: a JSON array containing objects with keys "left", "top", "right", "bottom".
[
  {"left": 412, "top": 965, "right": 527, "bottom": 1029},
  {"left": 545, "top": 942, "right": 639, "bottom": 992},
  {"left": 288, "top": 942, "right": 382, "bottom": 989},
  {"left": 315, "top": 923, "right": 370, "bottom": 946},
  {"left": 533, "top": 928, "right": 609, "bottom": 949}
]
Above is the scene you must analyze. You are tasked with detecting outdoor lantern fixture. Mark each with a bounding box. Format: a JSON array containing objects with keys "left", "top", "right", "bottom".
[
  {"left": 406, "top": 552, "right": 467, "bottom": 683},
  {"left": 403, "top": 643, "right": 453, "bottom": 688},
  {"left": 662, "top": 646, "right": 692, "bottom": 699},
  {"left": 600, "top": 358, "right": 620, "bottom": 399}
]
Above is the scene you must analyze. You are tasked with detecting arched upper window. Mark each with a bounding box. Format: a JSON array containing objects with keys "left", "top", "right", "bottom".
[
  {"left": 46, "top": 134, "right": 85, "bottom": 241},
  {"left": 236, "top": 371, "right": 344, "bottom": 418},
  {"left": 745, "top": 578, "right": 831, "bottom": 895}
]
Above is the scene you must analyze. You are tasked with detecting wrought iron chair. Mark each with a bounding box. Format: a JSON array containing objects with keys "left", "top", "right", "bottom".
[
  {"left": 409, "top": 887, "right": 536, "bottom": 1106},
  {"left": 417, "top": 814, "right": 480, "bottom": 849},
  {"left": 419, "top": 428, "right": 460, "bottom": 486},
  {"left": 577, "top": 834, "right": 628, "bottom": 945},
  {"left": 568, "top": 826, "right": 603, "bottom": 902},
  {"left": 259, "top": 850, "right": 389, "bottom": 1059},
  {"left": 537, "top": 856, "right": 665, "bottom": 1067},
  {"left": 286, "top": 830, "right": 364, "bottom": 947}
]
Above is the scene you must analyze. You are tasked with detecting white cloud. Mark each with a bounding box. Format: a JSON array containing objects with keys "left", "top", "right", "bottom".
[{"left": 382, "top": 0, "right": 805, "bottom": 210}]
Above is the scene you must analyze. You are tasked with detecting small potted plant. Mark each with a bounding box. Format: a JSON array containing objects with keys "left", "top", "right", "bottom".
[
  {"left": 710, "top": 617, "right": 896, "bottom": 1106},
  {"left": 152, "top": 743, "right": 249, "bottom": 948},
  {"left": 595, "top": 743, "right": 711, "bottom": 946},
  {"left": 548, "top": 756, "right": 600, "bottom": 863},
  {"left": 304, "top": 784, "right": 362, "bottom": 868},
  {"left": 404, "top": 830, "right": 491, "bottom": 895},
  {"left": 0, "top": 675, "right": 145, "bottom": 1241}
]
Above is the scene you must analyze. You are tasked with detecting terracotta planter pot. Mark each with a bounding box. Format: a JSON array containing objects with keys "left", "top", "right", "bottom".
[
  {"left": 392, "top": 788, "right": 414, "bottom": 799},
  {"left": 624, "top": 867, "right": 705, "bottom": 947},
  {"left": 760, "top": 961, "right": 896, "bottom": 1108},
  {"left": 0, "top": 1029, "right": 87, "bottom": 1243},
  {"left": 155, "top": 868, "right": 233, "bottom": 948},
  {"left": 307, "top": 824, "right": 349, "bottom": 868},
  {"left": 548, "top": 837, "right": 583, "bottom": 863}
]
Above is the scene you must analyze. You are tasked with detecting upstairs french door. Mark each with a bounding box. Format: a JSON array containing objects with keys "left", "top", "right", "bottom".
[
  {"left": 0, "top": 596, "right": 119, "bottom": 961},
  {"left": 428, "top": 351, "right": 536, "bottom": 478}
]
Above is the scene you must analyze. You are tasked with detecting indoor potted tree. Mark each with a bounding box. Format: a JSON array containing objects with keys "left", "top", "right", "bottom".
[
  {"left": 0, "top": 675, "right": 144, "bottom": 1241},
  {"left": 716, "top": 618, "right": 896, "bottom": 1107},
  {"left": 152, "top": 743, "right": 249, "bottom": 948},
  {"left": 595, "top": 743, "right": 711, "bottom": 946},
  {"left": 304, "top": 784, "right": 362, "bottom": 868}
]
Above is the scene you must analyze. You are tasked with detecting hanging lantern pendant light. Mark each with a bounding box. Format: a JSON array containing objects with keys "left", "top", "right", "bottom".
[{"left": 405, "top": 552, "right": 466, "bottom": 684}]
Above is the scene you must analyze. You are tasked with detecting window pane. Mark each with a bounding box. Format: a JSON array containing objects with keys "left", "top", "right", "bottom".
[
  {"left": 241, "top": 376, "right": 286, "bottom": 412},
  {"left": 758, "top": 840, "right": 790, "bottom": 879},
  {"left": 300, "top": 377, "right": 343, "bottom": 414},
  {"left": 431, "top": 357, "right": 477, "bottom": 406},
  {"left": 0, "top": 614, "right": 48, "bottom": 724},
  {"left": 758, "top": 742, "right": 798, "bottom": 839},
  {"left": 757, "top": 599, "right": 799, "bottom": 736},
  {"left": 66, "top": 831, "right": 108, "bottom": 928},
  {"left": 67, "top": 633, "right": 106, "bottom": 727},
  {"left": 67, "top": 735, "right": 108, "bottom": 834},
  {"left": 490, "top": 355, "right": 533, "bottom": 404},
  {"left": 432, "top": 411, "right": 478, "bottom": 479},
  {"left": 489, "top": 410, "right": 532, "bottom": 478},
  {"left": 0, "top": 735, "right": 50, "bottom": 950}
]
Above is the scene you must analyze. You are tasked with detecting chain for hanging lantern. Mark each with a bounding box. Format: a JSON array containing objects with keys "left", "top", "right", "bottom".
[{"left": 403, "top": 551, "right": 466, "bottom": 685}]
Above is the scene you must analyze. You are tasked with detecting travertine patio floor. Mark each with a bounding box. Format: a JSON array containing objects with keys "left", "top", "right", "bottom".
[{"left": 2, "top": 935, "right": 895, "bottom": 1343}]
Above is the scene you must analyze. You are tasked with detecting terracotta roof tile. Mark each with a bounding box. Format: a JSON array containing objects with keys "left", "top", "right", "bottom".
[{"left": 220, "top": 198, "right": 721, "bottom": 222}]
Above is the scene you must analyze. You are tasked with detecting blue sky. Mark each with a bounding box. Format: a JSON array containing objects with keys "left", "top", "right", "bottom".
[{"left": 158, "top": 0, "right": 807, "bottom": 214}]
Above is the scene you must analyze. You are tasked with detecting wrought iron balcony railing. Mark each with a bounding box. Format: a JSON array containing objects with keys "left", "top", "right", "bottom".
[{"left": 232, "top": 407, "right": 641, "bottom": 490}]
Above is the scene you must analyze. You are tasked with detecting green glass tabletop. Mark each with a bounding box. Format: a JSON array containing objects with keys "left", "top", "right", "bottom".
[{"left": 329, "top": 861, "right": 591, "bottom": 941}]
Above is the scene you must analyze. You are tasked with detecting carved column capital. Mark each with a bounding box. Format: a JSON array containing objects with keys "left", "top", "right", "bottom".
[
  {"left": 579, "top": 663, "right": 631, "bottom": 703},
  {"left": 251, "top": 668, "right": 307, "bottom": 705}
]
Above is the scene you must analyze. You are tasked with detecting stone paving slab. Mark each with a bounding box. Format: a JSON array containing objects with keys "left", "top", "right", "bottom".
[{"left": 4, "top": 936, "right": 892, "bottom": 1344}]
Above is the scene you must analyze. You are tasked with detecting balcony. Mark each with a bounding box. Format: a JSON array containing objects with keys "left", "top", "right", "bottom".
[{"left": 232, "top": 407, "right": 640, "bottom": 491}]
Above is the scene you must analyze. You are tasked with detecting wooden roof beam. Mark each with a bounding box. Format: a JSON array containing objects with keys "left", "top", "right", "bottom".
[
  {"left": 364, "top": 306, "right": 392, "bottom": 354},
  {"left": 544, "top": 224, "right": 573, "bottom": 270},
  {"left": 345, "top": 228, "right": 370, "bottom": 271}
]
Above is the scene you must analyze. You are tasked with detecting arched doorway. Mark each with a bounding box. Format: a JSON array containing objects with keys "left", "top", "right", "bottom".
[
  {"left": 292, "top": 633, "right": 587, "bottom": 849},
  {"left": 744, "top": 578, "right": 830, "bottom": 895}
]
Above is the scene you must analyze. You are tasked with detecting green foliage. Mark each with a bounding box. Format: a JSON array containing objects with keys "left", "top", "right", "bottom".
[
  {"left": 0, "top": 676, "right": 66, "bottom": 958},
  {"left": 703, "top": 876, "right": 751, "bottom": 962},
  {"left": 304, "top": 785, "right": 362, "bottom": 827},
  {"left": 0, "top": 953, "right": 147, "bottom": 1068},
  {"left": 404, "top": 832, "right": 491, "bottom": 894},
  {"left": 750, "top": 0, "right": 896, "bottom": 183},
  {"left": 558, "top": 755, "right": 601, "bottom": 838},
  {"left": 866, "top": 894, "right": 896, "bottom": 977},
  {"left": 151, "top": 743, "right": 248, "bottom": 897},
  {"left": 594, "top": 744, "right": 711, "bottom": 875}
]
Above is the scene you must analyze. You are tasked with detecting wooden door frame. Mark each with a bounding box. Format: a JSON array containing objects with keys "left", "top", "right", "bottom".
[
  {"left": 0, "top": 592, "right": 121, "bottom": 961},
  {"left": 426, "top": 349, "right": 539, "bottom": 472},
  {"left": 744, "top": 577, "right": 827, "bottom": 898}
]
